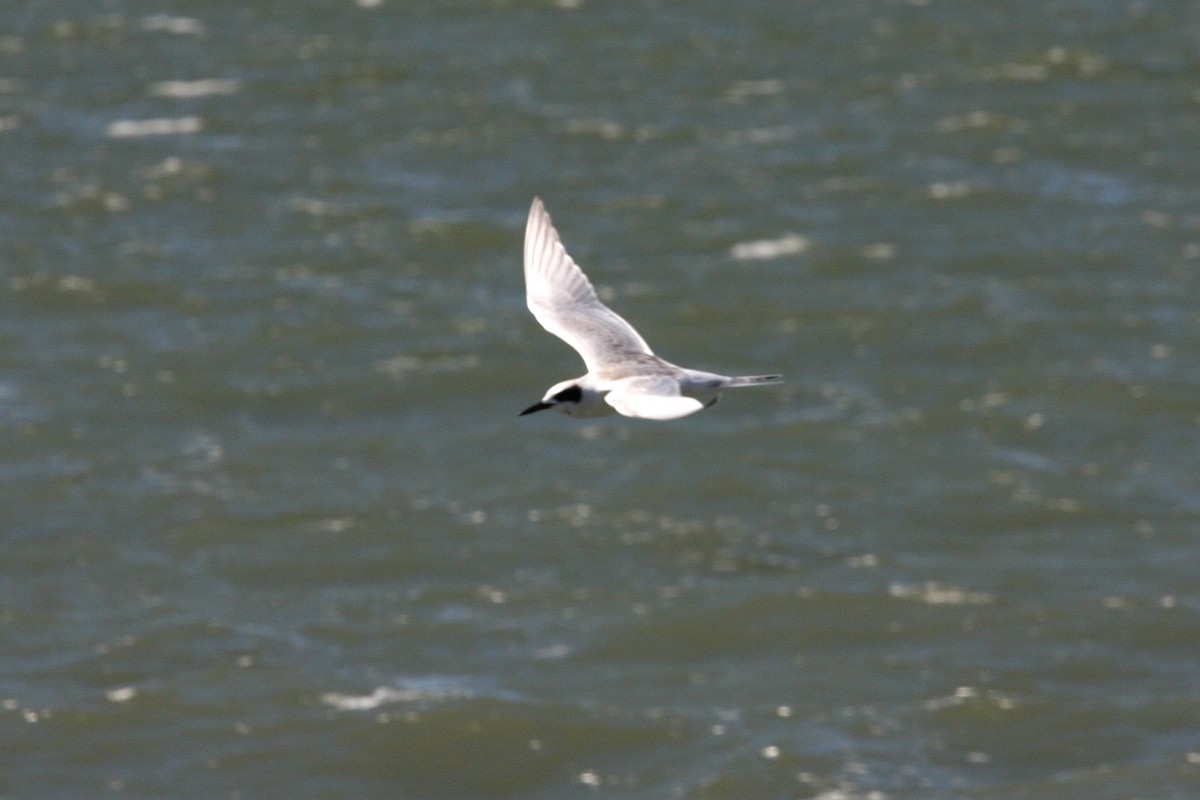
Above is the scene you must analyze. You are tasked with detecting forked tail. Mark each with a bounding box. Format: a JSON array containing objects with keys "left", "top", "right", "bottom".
[{"left": 725, "top": 374, "right": 783, "bottom": 387}]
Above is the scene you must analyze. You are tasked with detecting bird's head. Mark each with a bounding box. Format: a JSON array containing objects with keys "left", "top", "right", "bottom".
[{"left": 520, "top": 380, "right": 585, "bottom": 417}]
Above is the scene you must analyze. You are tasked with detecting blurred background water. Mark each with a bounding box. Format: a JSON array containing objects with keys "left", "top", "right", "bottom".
[{"left": 2, "top": 1, "right": 1200, "bottom": 798}]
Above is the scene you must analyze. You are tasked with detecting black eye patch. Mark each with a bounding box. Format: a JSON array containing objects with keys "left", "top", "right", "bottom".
[{"left": 553, "top": 385, "right": 582, "bottom": 403}]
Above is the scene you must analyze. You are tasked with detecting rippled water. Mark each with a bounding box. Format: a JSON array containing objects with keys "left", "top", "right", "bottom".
[{"left": 3, "top": 2, "right": 1200, "bottom": 798}]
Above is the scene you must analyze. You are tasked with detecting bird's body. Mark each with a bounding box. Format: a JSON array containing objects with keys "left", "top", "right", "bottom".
[{"left": 520, "top": 197, "right": 781, "bottom": 420}]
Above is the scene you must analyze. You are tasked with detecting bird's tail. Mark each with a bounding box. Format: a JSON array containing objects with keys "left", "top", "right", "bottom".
[{"left": 725, "top": 374, "right": 783, "bottom": 387}]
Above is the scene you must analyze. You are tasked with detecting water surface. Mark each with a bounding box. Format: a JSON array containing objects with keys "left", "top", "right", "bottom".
[{"left": 3, "top": 2, "right": 1199, "bottom": 798}]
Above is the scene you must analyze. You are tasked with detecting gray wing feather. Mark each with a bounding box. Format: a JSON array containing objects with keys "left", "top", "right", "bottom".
[{"left": 524, "top": 198, "right": 653, "bottom": 372}]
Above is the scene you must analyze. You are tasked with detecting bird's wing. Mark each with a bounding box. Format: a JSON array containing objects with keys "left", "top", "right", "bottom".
[
  {"left": 604, "top": 376, "right": 705, "bottom": 420},
  {"left": 524, "top": 197, "right": 653, "bottom": 372}
]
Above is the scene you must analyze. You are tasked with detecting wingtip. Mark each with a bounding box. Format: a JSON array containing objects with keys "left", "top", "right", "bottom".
[{"left": 527, "top": 196, "right": 550, "bottom": 232}]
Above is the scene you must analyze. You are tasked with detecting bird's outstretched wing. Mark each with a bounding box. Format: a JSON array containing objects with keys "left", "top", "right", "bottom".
[
  {"left": 524, "top": 197, "right": 653, "bottom": 372},
  {"left": 604, "top": 376, "right": 705, "bottom": 420}
]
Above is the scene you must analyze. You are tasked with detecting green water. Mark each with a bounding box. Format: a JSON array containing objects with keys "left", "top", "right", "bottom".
[{"left": 3, "top": 2, "right": 1199, "bottom": 798}]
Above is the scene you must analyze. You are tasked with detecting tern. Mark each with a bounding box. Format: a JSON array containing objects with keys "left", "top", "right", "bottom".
[{"left": 520, "top": 197, "right": 782, "bottom": 420}]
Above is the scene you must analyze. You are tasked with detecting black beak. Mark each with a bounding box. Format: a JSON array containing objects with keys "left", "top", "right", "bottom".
[{"left": 519, "top": 401, "right": 553, "bottom": 416}]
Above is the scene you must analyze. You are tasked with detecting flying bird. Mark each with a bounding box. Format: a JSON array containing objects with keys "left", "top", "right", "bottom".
[{"left": 520, "top": 197, "right": 781, "bottom": 420}]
